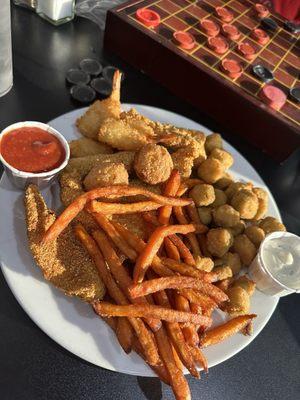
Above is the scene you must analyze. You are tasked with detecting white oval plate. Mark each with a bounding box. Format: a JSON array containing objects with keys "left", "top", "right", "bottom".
[{"left": 0, "top": 105, "right": 279, "bottom": 376}]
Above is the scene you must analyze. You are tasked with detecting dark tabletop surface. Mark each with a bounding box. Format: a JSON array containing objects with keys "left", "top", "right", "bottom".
[{"left": 0, "top": 6, "right": 299, "bottom": 400}]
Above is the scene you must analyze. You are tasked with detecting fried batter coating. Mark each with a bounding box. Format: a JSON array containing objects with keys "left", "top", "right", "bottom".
[
  {"left": 204, "top": 133, "right": 222, "bottom": 154},
  {"left": 252, "top": 187, "right": 268, "bottom": 220},
  {"left": 76, "top": 70, "right": 122, "bottom": 139},
  {"left": 120, "top": 108, "right": 157, "bottom": 138},
  {"left": 190, "top": 184, "right": 215, "bottom": 206},
  {"left": 134, "top": 144, "right": 173, "bottom": 185},
  {"left": 197, "top": 158, "right": 224, "bottom": 184},
  {"left": 213, "top": 205, "right": 240, "bottom": 228},
  {"left": 245, "top": 226, "right": 265, "bottom": 247},
  {"left": 197, "top": 207, "right": 212, "bottom": 225},
  {"left": 225, "top": 286, "right": 250, "bottom": 316},
  {"left": 259, "top": 217, "right": 286, "bottom": 234},
  {"left": 195, "top": 257, "right": 214, "bottom": 272},
  {"left": 233, "top": 234, "right": 257, "bottom": 266},
  {"left": 228, "top": 220, "right": 246, "bottom": 237},
  {"left": 25, "top": 185, "right": 105, "bottom": 301},
  {"left": 211, "top": 189, "right": 227, "bottom": 207},
  {"left": 69, "top": 137, "right": 113, "bottom": 158},
  {"left": 206, "top": 228, "right": 233, "bottom": 258},
  {"left": 83, "top": 162, "right": 129, "bottom": 191},
  {"left": 231, "top": 189, "right": 259, "bottom": 219},
  {"left": 171, "top": 148, "right": 194, "bottom": 178},
  {"left": 225, "top": 181, "right": 253, "bottom": 201},
  {"left": 231, "top": 275, "right": 256, "bottom": 296},
  {"left": 214, "top": 173, "right": 234, "bottom": 190},
  {"left": 65, "top": 151, "right": 135, "bottom": 178},
  {"left": 221, "top": 252, "right": 242, "bottom": 275},
  {"left": 111, "top": 214, "right": 148, "bottom": 240},
  {"left": 210, "top": 148, "right": 233, "bottom": 169}
]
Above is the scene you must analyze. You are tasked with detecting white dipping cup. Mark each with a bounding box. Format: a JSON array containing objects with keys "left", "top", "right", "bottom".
[
  {"left": 248, "top": 231, "right": 300, "bottom": 297},
  {"left": 0, "top": 121, "right": 70, "bottom": 189}
]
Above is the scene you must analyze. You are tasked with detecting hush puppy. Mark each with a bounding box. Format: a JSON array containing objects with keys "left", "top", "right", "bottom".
[
  {"left": 134, "top": 144, "right": 173, "bottom": 185},
  {"left": 197, "top": 158, "right": 224, "bottom": 184},
  {"left": 83, "top": 162, "right": 129, "bottom": 190},
  {"left": 190, "top": 184, "right": 215, "bottom": 206}
]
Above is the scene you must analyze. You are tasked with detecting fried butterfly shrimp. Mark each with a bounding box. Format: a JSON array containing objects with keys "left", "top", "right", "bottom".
[
  {"left": 76, "top": 70, "right": 122, "bottom": 139},
  {"left": 69, "top": 138, "right": 113, "bottom": 158},
  {"left": 83, "top": 162, "right": 129, "bottom": 190},
  {"left": 134, "top": 144, "right": 173, "bottom": 185}
]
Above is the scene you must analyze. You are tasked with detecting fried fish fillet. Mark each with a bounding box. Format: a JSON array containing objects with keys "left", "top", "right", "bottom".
[
  {"left": 25, "top": 184, "right": 105, "bottom": 301},
  {"left": 76, "top": 70, "right": 122, "bottom": 139},
  {"left": 65, "top": 151, "right": 135, "bottom": 178},
  {"left": 69, "top": 137, "right": 113, "bottom": 158}
]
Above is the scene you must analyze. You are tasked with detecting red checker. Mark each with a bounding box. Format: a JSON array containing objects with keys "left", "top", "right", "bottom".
[
  {"left": 274, "top": 69, "right": 297, "bottom": 88},
  {"left": 208, "top": 36, "right": 229, "bottom": 54},
  {"left": 200, "top": 18, "right": 220, "bottom": 37},
  {"left": 238, "top": 42, "right": 257, "bottom": 60},
  {"left": 254, "top": 3, "right": 269, "bottom": 18},
  {"left": 260, "top": 84, "right": 287, "bottom": 110},
  {"left": 215, "top": 6, "right": 234, "bottom": 23},
  {"left": 165, "top": 15, "right": 189, "bottom": 31},
  {"left": 221, "top": 58, "right": 243, "bottom": 79},
  {"left": 251, "top": 28, "right": 270, "bottom": 45},
  {"left": 158, "top": 0, "right": 180, "bottom": 13},
  {"left": 173, "top": 31, "right": 196, "bottom": 50},
  {"left": 187, "top": 4, "right": 209, "bottom": 20},
  {"left": 222, "top": 24, "right": 241, "bottom": 41},
  {"left": 136, "top": 8, "right": 161, "bottom": 27},
  {"left": 260, "top": 49, "right": 281, "bottom": 66}
]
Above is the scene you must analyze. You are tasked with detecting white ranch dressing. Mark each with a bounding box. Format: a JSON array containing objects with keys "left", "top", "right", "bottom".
[{"left": 262, "top": 235, "right": 300, "bottom": 290}]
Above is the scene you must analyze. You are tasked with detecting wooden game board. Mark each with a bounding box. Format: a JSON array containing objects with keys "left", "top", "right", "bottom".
[{"left": 105, "top": 0, "right": 300, "bottom": 160}]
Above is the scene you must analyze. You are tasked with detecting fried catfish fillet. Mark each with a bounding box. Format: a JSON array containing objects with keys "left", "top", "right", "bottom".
[
  {"left": 25, "top": 185, "right": 105, "bottom": 301},
  {"left": 76, "top": 70, "right": 122, "bottom": 139},
  {"left": 69, "top": 137, "right": 113, "bottom": 158},
  {"left": 65, "top": 151, "right": 135, "bottom": 178}
]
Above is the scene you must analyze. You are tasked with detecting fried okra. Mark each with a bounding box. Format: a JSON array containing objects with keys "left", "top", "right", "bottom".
[
  {"left": 233, "top": 234, "right": 257, "bottom": 266},
  {"left": 197, "top": 158, "right": 224, "bottom": 184},
  {"left": 83, "top": 162, "right": 129, "bottom": 190},
  {"left": 245, "top": 226, "right": 265, "bottom": 247},
  {"left": 210, "top": 148, "right": 233, "bottom": 169},
  {"left": 259, "top": 217, "right": 286, "bottom": 234},
  {"left": 206, "top": 228, "right": 233, "bottom": 258},
  {"left": 190, "top": 184, "right": 215, "bottom": 206},
  {"left": 231, "top": 189, "right": 259, "bottom": 219},
  {"left": 205, "top": 133, "right": 222, "bottom": 154},
  {"left": 213, "top": 205, "right": 240, "bottom": 228}
]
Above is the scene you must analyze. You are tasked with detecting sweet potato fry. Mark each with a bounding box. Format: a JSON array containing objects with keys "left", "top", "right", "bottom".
[
  {"left": 154, "top": 326, "right": 191, "bottom": 400},
  {"left": 130, "top": 276, "right": 228, "bottom": 304},
  {"left": 174, "top": 294, "right": 199, "bottom": 347},
  {"left": 180, "top": 289, "right": 217, "bottom": 312},
  {"left": 93, "top": 302, "right": 212, "bottom": 326},
  {"left": 151, "top": 280, "right": 199, "bottom": 378},
  {"left": 74, "top": 224, "right": 160, "bottom": 366},
  {"left": 116, "top": 318, "right": 134, "bottom": 354},
  {"left": 190, "top": 346, "right": 208, "bottom": 373},
  {"left": 43, "top": 185, "right": 192, "bottom": 243},
  {"left": 169, "top": 234, "right": 196, "bottom": 266},
  {"left": 92, "top": 230, "right": 161, "bottom": 332},
  {"left": 171, "top": 345, "right": 184, "bottom": 372},
  {"left": 92, "top": 213, "right": 137, "bottom": 261},
  {"left": 186, "top": 203, "right": 202, "bottom": 225},
  {"left": 101, "top": 315, "right": 117, "bottom": 332},
  {"left": 200, "top": 314, "right": 257, "bottom": 348},
  {"left": 162, "top": 258, "right": 217, "bottom": 282},
  {"left": 158, "top": 169, "right": 181, "bottom": 225},
  {"left": 87, "top": 200, "right": 161, "bottom": 215},
  {"left": 133, "top": 224, "right": 196, "bottom": 283},
  {"left": 164, "top": 237, "right": 180, "bottom": 261}
]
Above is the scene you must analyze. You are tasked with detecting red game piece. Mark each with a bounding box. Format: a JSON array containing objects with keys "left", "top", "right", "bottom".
[
  {"left": 221, "top": 58, "right": 243, "bottom": 79},
  {"left": 200, "top": 19, "right": 220, "bottom": 37},
  {"left": 208, "top": 36, "right": 229, "bottom": 54},
  {"left": 215, "top": 7, "right": 234, "bottom": 23},
  {"left": 251, "top": 28, "right": 270, "bottom": 45},
  {"left": 238, "top": 42, "right": 256, "bottom": 60},
  {"left": 173, "top": 31, "right": 196, "bottom": 50},
  {"left": 260, "top": 85, "right": 287, "bottom": 110},
  {"left": 222, "top": 24, "right": 240, "bottom": 40},
  {"left": 136, "top": 8, "right": 160, "bottom": 27},
  {"left": 254, "top": 3, "right": 269, "bottom": 18}
]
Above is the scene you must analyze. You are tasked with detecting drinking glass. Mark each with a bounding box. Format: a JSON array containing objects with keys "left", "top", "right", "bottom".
[{"left": 0, "top": 0, "right": 13, "bottom": 97}]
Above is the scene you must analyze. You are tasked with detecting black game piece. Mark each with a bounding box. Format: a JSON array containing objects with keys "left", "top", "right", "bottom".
[
  {"left": 79, "top": 59, "right": 103, "bottom": 76},
  {"left": 261, "top": 18, "right": 278, "bottom": 31},
  {"left": 252, "top": 65, "right": 274, "bottom": 83},
  {"left": 103, "top": 66, "right": 125, "bottom": 83},
  {"left": 70, "top": 85, "right": 96, "bottom": 103},
  {"left": 284, "top": 21, "right": 300, "bottom": 34},
  {"left": 290, "top": 87, "right": 300, "bottom": 103},
  {"left": 91, "top": 77, "right": 112, "bottom": 96},
  {"left": 66, "top": 69, "right": 90, "bottom": 85}
]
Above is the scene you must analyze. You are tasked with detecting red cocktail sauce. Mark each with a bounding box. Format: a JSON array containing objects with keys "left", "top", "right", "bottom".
[{"left": 0, "top": 127, "right": 65, "bottom": 173}]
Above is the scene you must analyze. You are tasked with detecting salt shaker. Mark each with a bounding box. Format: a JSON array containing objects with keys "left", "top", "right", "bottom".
[
  {"left": 36, "top": 0, "right": 75, "bottom": 25},
  {"left": 13, "top": 1, "right": 36, "bottom": 9}
]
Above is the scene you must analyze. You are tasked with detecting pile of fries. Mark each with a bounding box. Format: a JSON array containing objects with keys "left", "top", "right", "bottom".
[{"left": 42, "top": 170, "right": 256, "bottom": 400}]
